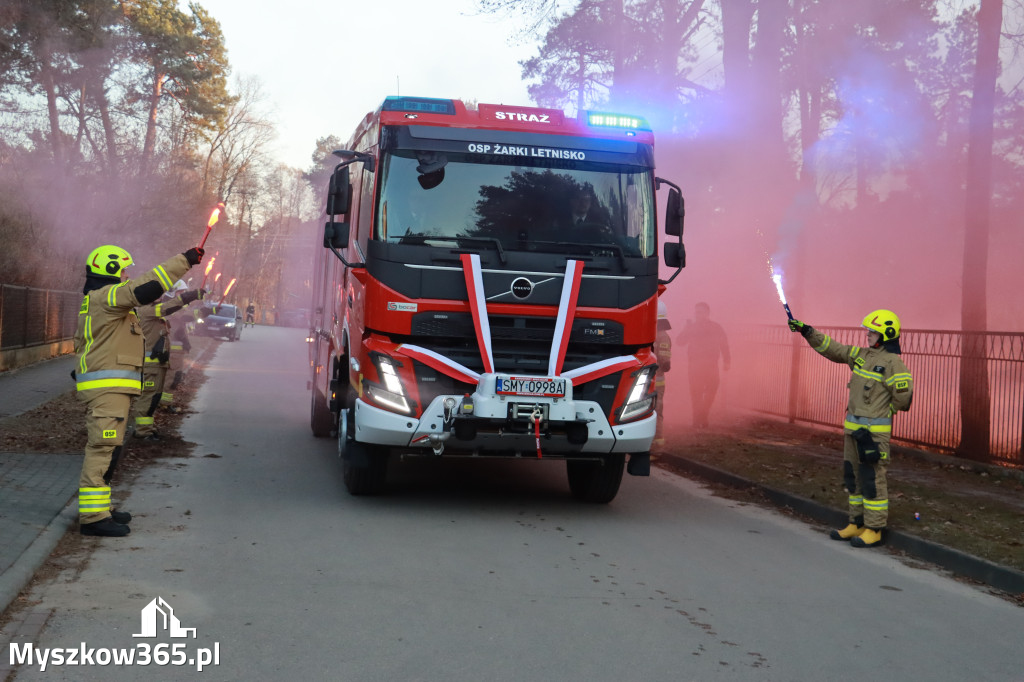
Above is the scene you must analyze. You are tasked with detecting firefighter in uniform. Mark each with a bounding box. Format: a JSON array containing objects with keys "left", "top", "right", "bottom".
[
  {"left": 653, "top": 300, "right": 672, "bottom": 449},
  {"left": 789, "top": 309, "right": 914, "bottom": 547},
  {"left": 132, "top": 281, "right": 203, "bottom": 439},
  {"left": 166, "top": 291, "right": 203, "bottom": 408},
  {"left": 75, "top": 244, "right": 203, "bottom": 537}
]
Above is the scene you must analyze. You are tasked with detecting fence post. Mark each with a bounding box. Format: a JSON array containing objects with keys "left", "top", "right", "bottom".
[{"left": 787, "top": 334, "right": 801, "bottom": 423}]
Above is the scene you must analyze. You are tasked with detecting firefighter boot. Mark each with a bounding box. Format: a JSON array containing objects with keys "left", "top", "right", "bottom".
[
  {"left": 110, "top": 509, "right": 132, "bottom": 525},
  {"left": 829, "top": 515, "right": 864, "bottom": 541},
  {"left": 850, "top": 527, "right": 884, "bottom": 548},
  {"left": 80, "top": 517, "right": 130, "bottom": 537}
]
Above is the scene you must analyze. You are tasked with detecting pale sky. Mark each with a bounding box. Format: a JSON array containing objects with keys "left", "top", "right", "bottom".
[{"left": 195, "top": 0, "right": 538, "bottom": 170}]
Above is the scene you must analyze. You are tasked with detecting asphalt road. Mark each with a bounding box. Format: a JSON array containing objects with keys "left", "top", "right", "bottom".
[{"left": 11, "top": 327, "right": 1022, "bottom": 681}]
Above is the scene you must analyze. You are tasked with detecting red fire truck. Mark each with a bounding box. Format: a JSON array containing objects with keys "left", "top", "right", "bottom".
[{"left": 309, "top": 96, "right": 685, "bottom": 502}]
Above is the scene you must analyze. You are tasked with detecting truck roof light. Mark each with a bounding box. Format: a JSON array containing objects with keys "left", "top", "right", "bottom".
[
  {"left": 586, "top": 111, "right": 651, "bottom": 131},
  {"left": 383, "top": 96, "right": 456, "bottom": 115}
]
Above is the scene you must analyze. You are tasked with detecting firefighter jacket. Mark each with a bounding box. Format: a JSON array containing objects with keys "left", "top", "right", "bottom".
[
  {"left": 804, "top": 328, "right": 913, "bottom": 431},
  {"left": 137, "top": 294, "right": 191, "bottom": 365},
  {"left": 74, "top": 255, "right": 191, "bottom": 398}
]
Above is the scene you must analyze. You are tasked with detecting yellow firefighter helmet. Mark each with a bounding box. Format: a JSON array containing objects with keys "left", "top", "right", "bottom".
[
  {"left": 86, "top": 245, "right": 133, "bottom": 278},
  {"left": 862, "top": 309, "right": 901, "bottom": 340}
]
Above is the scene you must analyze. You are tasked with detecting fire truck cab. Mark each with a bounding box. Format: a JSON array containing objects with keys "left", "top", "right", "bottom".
[{"left": 309, "top": 97, "right": 685, "bottom": 502}]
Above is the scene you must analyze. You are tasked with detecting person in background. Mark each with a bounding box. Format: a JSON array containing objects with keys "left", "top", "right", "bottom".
[
  {"left": 676, "top": 302, "right": 730, "bottom": 429},
  {"left": 74, "top": 244, "right": 202, "bottom": 537},
  {"left": 653, "top": 300, "right": 672, "bottom": 449},
  {"left": 788, "top": 309, "right": 914, "bottom": 548},
  {"left": 132, "top": 281, "right": 204, "bottom": 439},
  {"left": 245, "top": 301, "right": 256, "bottom": 328}
]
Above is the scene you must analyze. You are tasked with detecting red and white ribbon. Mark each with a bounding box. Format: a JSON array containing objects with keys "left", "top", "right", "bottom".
[
  {"left": 460, "top": 253, "right": 494, "bottom": 374},
  {"left": 562, "top": 355, "right": 641, "bottom": 386},
  {"left": 547, "top": 259, "right": 584, "bottom": 376},
  {"left": 398, "top": 344, "right": 480, "bottom": 384}
]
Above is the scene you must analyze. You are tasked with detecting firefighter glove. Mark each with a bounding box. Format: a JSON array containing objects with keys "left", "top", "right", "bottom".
[
  {"left": 183, "top": 247, "right": 205, "bottom": 266},
  {"left": 852, "top": 428, "right": 881, "bottom": 464},
  {"left": 181, "top": 289, "right": 201, "bottom": 305},
  {"left": 788, "top": 319, "right": 814, "bottom": 337}
]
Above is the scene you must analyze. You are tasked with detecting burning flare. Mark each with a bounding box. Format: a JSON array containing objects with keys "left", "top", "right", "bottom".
[
  {"left": 219, "top": 277, "right": 237, "bottom": 304},
  {"left": 768, "top": 259, "right": 794, "bottom": 321},
  {"left": 200, "top": 256, "right": 216, "bottom": 289},
  {"left": 198, "top": 202, "right": 226, "bottom": 249}
]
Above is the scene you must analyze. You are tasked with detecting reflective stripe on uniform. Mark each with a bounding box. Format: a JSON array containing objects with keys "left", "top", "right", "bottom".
[
  {"left": 145, "top": 357, "right": 162, "bottom": 364},
  {"left": 849, "top": 495, "right": 864, "bottom": 508},
  {"left": 161, "top": 392, "right": 173, "bottom": 403},
  {"left": 106, "top": 282, "right": 127, "bottom": 307},
  {"left": 852, "top": 366, "right": 884, "bottom": 382},
  {"left": 844, "top": 414, "right": 892, "bottom": 433},
  {"left": 135, "top": 416, "right": 155, "bottom": 425},
  {"left": 886, "top": 372, "right": 912, "bottom": 386},
  {"left": 79, "top": 486, "right": 111, "bottom": 514},
  {"left": 153, "top": 265, "right": 173, "bottom": 290},
  {"left": 815, "top": 336, "right": 830, "bottom": 352},
  {"left": 170, "top": 344, "right": 183, "bottom": 351},
  {"left": 76, "top": 369, "right": 141, "bottom": 392},
  {"left": 863, "top": 499, "right": 889, "bottom": 511}
]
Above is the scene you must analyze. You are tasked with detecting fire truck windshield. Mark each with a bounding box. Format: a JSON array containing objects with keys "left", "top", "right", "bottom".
[{"left": 375, "top": 149, "right": 656, "bottom": 258}]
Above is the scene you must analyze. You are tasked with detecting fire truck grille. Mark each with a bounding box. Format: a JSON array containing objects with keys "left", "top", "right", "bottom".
[{"left": 410, "top": 312, "right": 624, "bottom": 344}]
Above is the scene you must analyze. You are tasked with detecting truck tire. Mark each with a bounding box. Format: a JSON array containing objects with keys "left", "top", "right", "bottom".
[
  {"left": 338, "top": 408, "right": 388, "bottom": 494},
  {"left": 310, "top": 388, "right": 334, "bottom": 438},
  {"left": 566, "top": 454, "right": 625, "bottom": 503},
  {"left": 341, "top": 444, "right": 389, "bottom": 495}
]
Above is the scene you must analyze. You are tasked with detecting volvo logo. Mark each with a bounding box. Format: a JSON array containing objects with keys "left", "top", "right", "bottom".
[{"left": 510, "top": 277, "right": 534, "bottom": 299}]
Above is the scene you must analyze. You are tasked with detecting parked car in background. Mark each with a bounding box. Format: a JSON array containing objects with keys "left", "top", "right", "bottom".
[{"left": 194, "top": 303, "right": 242, "bottom": 341}]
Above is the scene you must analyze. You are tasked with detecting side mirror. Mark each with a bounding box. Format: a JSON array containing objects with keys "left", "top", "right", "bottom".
[
  {"left": 664, "top": 242, "right": 685, "bottom": 269},
  {"left": 326, "top": 166, "right": 352, "bottom": 216},
  {"left": 324, "top": 221, "right": 350, "bottom": 249},
  {"left": 665, "top": 187, "right": 684, "bottom": 237}
]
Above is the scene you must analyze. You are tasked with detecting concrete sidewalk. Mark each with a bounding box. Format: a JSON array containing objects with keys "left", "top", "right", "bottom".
[{"left": 0, "top": 355, "right": 80, "bottom": 614}]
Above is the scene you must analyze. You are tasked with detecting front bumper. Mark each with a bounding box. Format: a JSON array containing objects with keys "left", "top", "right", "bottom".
[{"left": 353, "top": 374, "right": 655, "bottom": 457}]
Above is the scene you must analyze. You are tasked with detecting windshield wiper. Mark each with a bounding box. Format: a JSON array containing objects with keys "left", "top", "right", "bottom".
[
  {"left": 531, "top": 239, "right": 626, "bottom": 268},
  {"left": 398, "top": 234, "right": 507, "bottom": 264}
]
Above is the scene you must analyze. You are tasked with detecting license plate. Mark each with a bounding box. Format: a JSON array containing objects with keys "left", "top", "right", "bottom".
[{"left": 495, "top": 375, "right": 566, "bottom": 397}]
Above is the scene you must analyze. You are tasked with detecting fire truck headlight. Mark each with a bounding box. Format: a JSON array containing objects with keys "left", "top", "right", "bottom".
[
  {"left": 368, "top": 355, "right": 411, "bottom": 415},
  {"left": 619, "top": 367, "right": 654, "bottom": 422}
]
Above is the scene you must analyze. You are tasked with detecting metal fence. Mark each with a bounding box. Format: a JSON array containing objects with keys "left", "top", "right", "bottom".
[
  {"left": 0, "top": 284, "right": 80, "bottom": 351},
  {"left": 740, "top": 326, "right": 1024, "bottom": 468}
]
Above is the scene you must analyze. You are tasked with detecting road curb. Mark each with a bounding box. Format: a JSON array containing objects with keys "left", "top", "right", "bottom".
[
  {"left": 0, "top": 500, "right": 76, "bottom": 614},
  {"left": 659, "top": 454, "right": 1024, "bottom": 595}
]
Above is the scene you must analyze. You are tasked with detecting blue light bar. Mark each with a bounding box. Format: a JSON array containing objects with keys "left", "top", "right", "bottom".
[
  {"left": 383, "top": 96, "right": 456, "bottom": 115},
  {"left": 586, "top": 111, "right": 651, "bottom": 131}
]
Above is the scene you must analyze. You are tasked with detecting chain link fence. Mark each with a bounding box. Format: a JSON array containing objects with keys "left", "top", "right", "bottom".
[{"left": 741, "top": 325, "right": 1024, "bottom": 468}]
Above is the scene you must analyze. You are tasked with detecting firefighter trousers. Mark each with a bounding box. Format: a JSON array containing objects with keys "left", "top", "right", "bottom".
[
  {"left": 842, "top": 431, "right": 890, "bottom": 529},
  {"left": 132, "top": 362, "right": 166, "bottom": 436},
  {"left": 80, "top": 391, "right": 132, "bottom": 523}
]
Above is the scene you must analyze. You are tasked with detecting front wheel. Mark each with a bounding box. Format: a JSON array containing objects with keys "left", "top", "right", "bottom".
[
  {"left": 566, "top": 454, "right": 625, "bottom": 503},
  {"left": 338, "top": 406, "right": 389, "bottom": 495}
]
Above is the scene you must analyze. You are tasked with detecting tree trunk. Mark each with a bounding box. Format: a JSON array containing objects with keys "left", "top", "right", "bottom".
[
  {"left": 40, "top": 61, "right": 63, "bottom": 167},
  {"left": 141, "top": 68, "right": 164, "bottom": 176},
  {"left": 957, "top": 0, "right": 1001, "bottom": 460},
  {"left": 96, "top": 74, "right": 119, "bottom": 174},
  {"left": 720, "top": 0, "right": 754, "bottom": 119}
]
